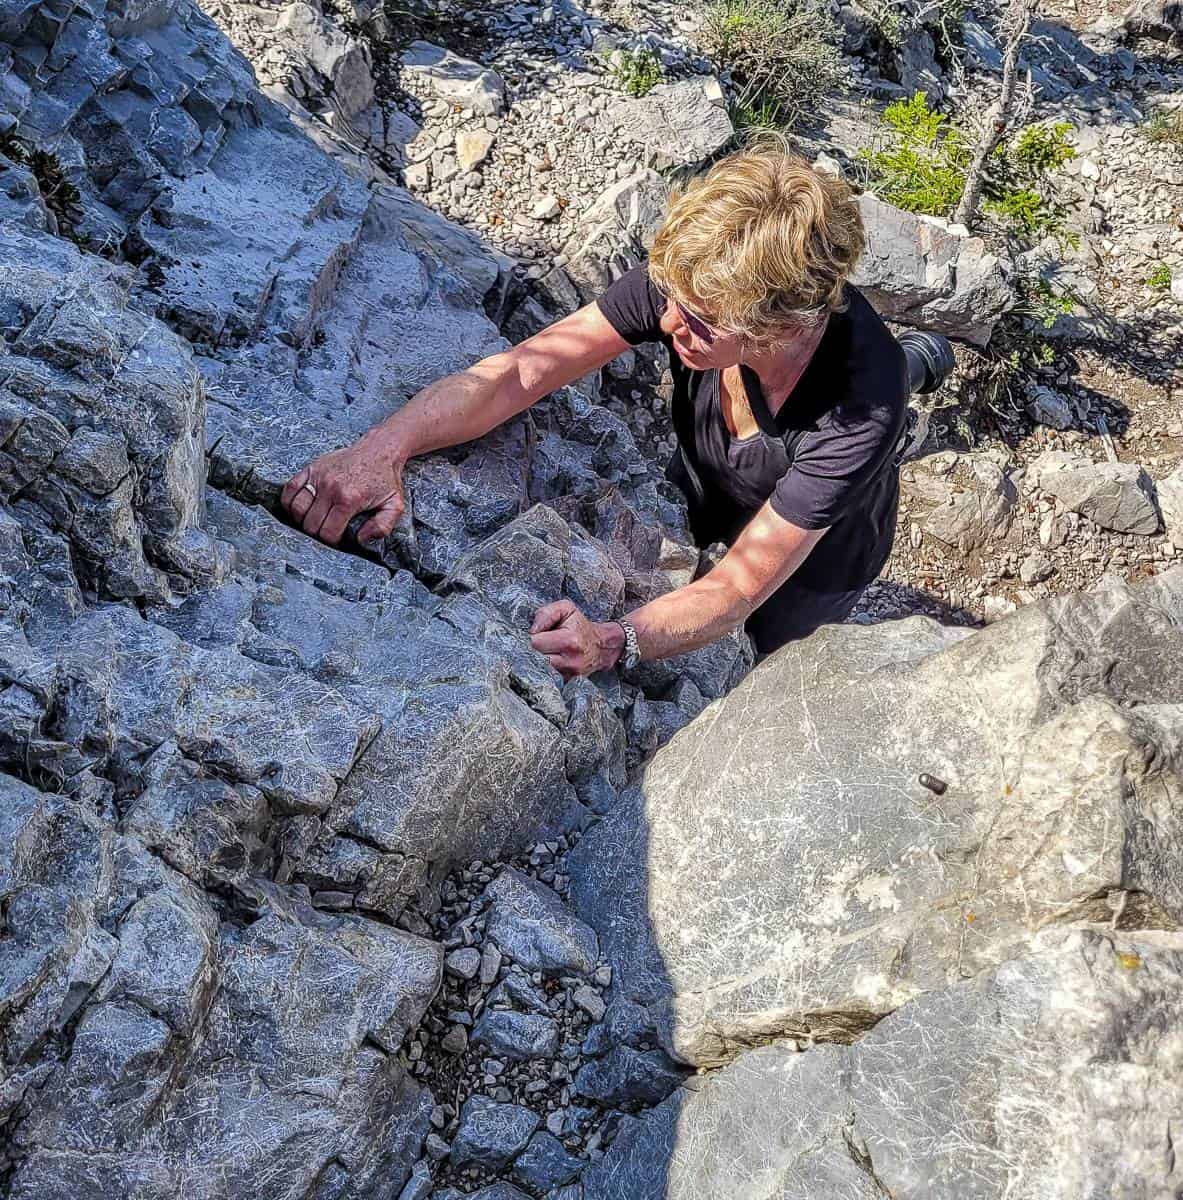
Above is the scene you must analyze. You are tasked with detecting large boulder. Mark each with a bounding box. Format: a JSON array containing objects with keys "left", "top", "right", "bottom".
[
  {"left": 600, "top": 79, "right": 734, "bottom": 169},
  {"left": 399, "top": 41, "right": 506, "bottom": 116},
  {"left": 853, "top": 193, "right": 1014, "bottom": 345},
  {"left": 1, "top": 231, "right": 220, "bottom": 601},
  {"left": 0, "top": 774, "right": 441, "bottom": 1200},
  {"left": 580, "top": 926, "right": 1183, "bottom": 1199},
  {"left": 559, "top": 169, "right": 671, "bottom": 303},
  {"left": 1030, "top": 450, "right": 1161, "bottom": 535},
  {"left": 570, "top": 569, "right": 1183, "bottom": 1066}
]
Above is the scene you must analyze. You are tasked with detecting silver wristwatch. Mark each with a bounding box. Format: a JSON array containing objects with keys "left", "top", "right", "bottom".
[{"left": 615, "top": 619, "right": 641, "bottom": 670}]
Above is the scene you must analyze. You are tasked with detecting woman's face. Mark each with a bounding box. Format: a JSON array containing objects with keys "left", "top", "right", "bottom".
[{"left": 659, "top": 297, "right": 746, "bottom": 371}]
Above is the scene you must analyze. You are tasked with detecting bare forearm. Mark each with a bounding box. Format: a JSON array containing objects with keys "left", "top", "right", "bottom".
[
  {"left": 626, "top": 573, "right": 755, "bottom": 661},
  {"left": 368, "top": 353, "right": 524, "bottom": 462},
  {"left": 617, "top": 515, "right": 825, "bottom": 663}
]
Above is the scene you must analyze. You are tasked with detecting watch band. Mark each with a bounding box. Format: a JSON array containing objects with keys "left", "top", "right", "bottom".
[{"left": 615, "top": 618, "right": 641, "bottom": 670}]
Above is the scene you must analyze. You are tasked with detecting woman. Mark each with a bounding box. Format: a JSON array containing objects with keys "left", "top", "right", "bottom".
[{"left": 281, "top": 147, "right": 953, "bottom": 677}]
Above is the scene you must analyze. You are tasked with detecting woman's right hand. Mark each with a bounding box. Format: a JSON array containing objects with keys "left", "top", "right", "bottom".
[{"left": 280, "top": 434, "right": 407, "bottom": 547}]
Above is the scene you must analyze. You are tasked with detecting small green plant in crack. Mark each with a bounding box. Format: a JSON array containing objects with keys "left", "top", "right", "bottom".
[
  {"left": 1147, "top": 263, "right": 1173, "bottom": 291},
  {"left": 1021, "top": 277, "right": 1076, "bottom": 328},
  {"left": 0, "top": 129, "right": 87, "bottom": 246},
  {"left": 985, "top": 277, "right": 1074, "bottom": 397},
  {"left": 1144, "top": 107, "right": 1183, "bottom": 148},
  {"left": 609, "top": 47, "right": 663, "bottom": 98},
  {"left": 732, "top": 95, "right": 785, "bottom": 131}
]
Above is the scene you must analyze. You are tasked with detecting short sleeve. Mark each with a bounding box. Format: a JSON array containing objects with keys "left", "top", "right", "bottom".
[
  {"left": 596, "top": 266, "right": 667, "bottom": 346},
  {"left": 770, "top": 392, "right": 906, "bottom": 530}
]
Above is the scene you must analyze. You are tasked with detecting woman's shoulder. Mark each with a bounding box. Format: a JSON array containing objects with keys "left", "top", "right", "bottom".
[
  {"left": 840, "top": 285, "right": 902, "bottom": 349},
  {"left": 596, "top": 265, "right": 667, "bottom": 346},
  {"left": 797, "top": 286, "right": 906, "bottom": 439},
  {"left": 831, "top": 285, "right": 909, "bottom": 406}
]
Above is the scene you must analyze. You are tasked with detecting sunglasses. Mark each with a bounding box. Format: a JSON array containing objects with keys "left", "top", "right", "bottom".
[{"left": 673, "top": 299, "right": 723, "bottom": 346}]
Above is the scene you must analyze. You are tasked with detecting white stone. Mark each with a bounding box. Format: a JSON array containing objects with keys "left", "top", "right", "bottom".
[
  {"left": 456, "top": 128, "right": 495, "bottom": 170},
  {"left": 532, "top": 196, "right": 561, "bottom": 220}
]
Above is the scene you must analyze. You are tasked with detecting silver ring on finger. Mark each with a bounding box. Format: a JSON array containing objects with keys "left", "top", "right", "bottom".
[{"left": 300, "top": 481, "right": 318, "bottom": 498}]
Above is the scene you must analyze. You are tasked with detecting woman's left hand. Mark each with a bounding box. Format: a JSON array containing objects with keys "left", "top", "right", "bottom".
[{"left": 530, "top": 600, "right": 624, "bottom": 679}]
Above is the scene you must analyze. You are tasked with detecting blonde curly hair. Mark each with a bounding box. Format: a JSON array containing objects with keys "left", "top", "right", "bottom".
[{"left": 647, "top": 144, "right": 865, "bottom": 343}]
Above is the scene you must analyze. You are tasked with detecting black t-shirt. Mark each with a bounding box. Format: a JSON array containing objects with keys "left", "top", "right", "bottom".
[{"left": 597, "top": 266, "right": 908, "bottom": 591}]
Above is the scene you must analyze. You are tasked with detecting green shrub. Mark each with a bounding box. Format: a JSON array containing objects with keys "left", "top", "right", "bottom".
[
  {"left": 861, "top": 98, "right": 1078, "bottom": 244},
  {"left": 858, "top": 92, "right": 969, "bottom": 216},
  {"left": 610, "top": 47, "right": 663, "bottom": 97},
  {"left": 701, "top": 0, "right": 845, "bottom": 129},
  {"left": 986, "top": 120, "right": 1077, "bottom": 244},
  {"left": 1147, "top": 263, "right": 1173, "bottom": 290},
  {"left": 1006, "top": 120, "right": 1076, "bottom": 174}
]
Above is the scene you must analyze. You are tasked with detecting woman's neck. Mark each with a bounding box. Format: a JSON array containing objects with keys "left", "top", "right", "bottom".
[{"left": 740, "top": 318, "right": 829, "bottom": 408}]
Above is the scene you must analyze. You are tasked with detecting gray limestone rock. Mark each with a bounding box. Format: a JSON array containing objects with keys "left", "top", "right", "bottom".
[
  {"left": 374, "top": 185, "right": 502, "bottom": 304},
  {"left": 274, "top": 2, "right": 375, "bottom": 120},
  {"left": 1026, "top": 384, "right": 1079, "bottom": 431},
  {"left": 2, "top": 773, "right": 440, "bottom": 1199},
  {"left": 485, "top": 867, "right": 599, "bottom": 976},
  {"left": 0, "top": 151, "right": 52, "bottom": 231},
  {"left": 581, "top": 928, "right": 1183, "bottom": 1200},
  {"left": 400, "top": 41, "right": 506, "bottom": 115},
  {"left": 511, "top": 1131, "right": 585, "bottom": 1192},
  {"left": 571, "top": 570, "right": 1183, "bottom": 1067},
  {"left": 921, "top": 458, "right": 1019, "bottom": 550},
  {"left": 1, "top": 229, "right": 217, "bottom": 601},
  {"left": 398, "top": 1160, "right": 434, "bottom": 1200},
  {"left": 561, "top": 169, "right": 671, "bottom": 303},
  {"left": 445, "top": 947, "right": 482, "bottom": 980},
  {"left": 163, "top": 490, "right": 602, "bottom": 902},
  {"left": 441, "top": 1025, "right": 469, "bottom": 1055},
  {"left": 450, "top": 1095, "right": 541, "bottom": 1169},
  {"left": 1030, "top": 451, "right": 1161, "bottom": 535},
  {"left": 896, "top": 28, "right": 945, "bottom": 102},
  {"left": 472, "top": 1009, "right": 561, "bottom": 1061},
  {"left": 572, "top": 1045, "right": 688, "bottom": 1107},
  {"left": 488, "top": 973, "right": 553, "bottom": 1016},
  {"left": 853, "top": 194, "right": 1014, "bottom": 345},
  {"left": 1157, "top": 463, "right": 1183, "bottom": 544},
  {"left": 572, "top": 984, "right": 606, "bottom": 1022},
  {"left": 444, "top": 503, "right": 626, "bottom": 627},
  {"left": 601, "top": 79, "right": 734, "bottom": 169},
  {"left": 1123, "top": 0, "right": 1183, "bottom": 37},
  {"left": 581, "top": 996, "right": 659, "bottom": 1058}
]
